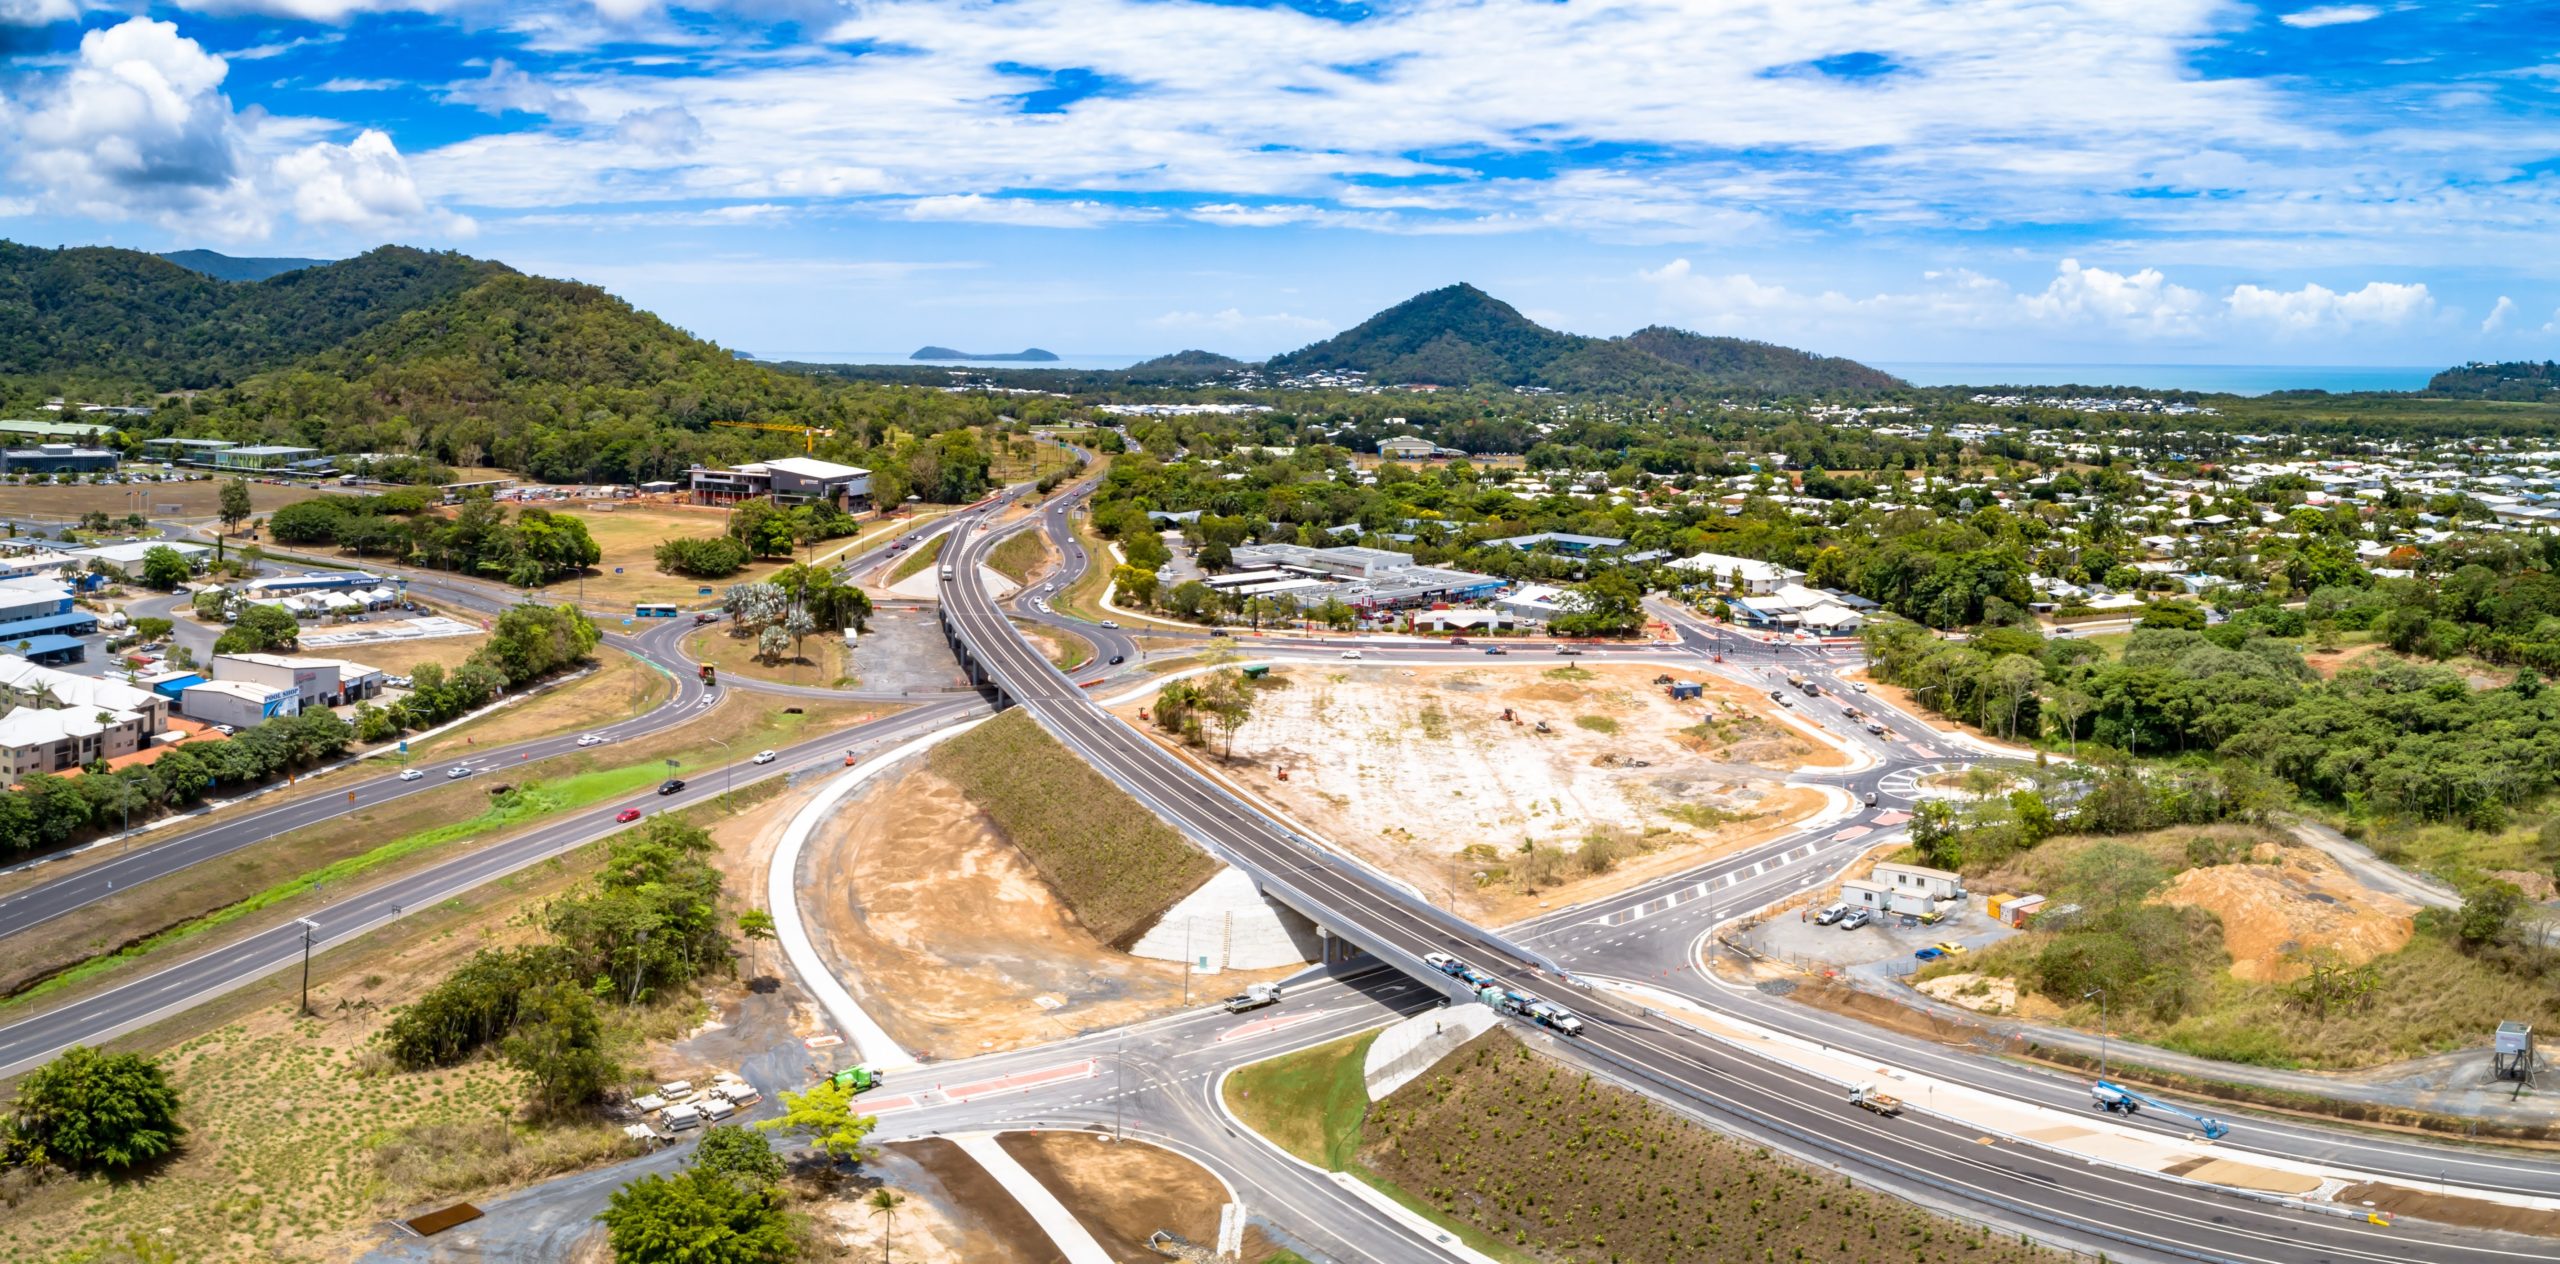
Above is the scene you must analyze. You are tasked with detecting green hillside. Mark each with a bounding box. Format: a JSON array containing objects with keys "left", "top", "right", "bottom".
[
  {"left": 1264, "top": 282, "right": 1892, "bottom": 395},
  {"left": 0, "top": 242, "right": 498, "bottom": 388},
  {"left": 2422, "top": 361, "right": 2560, "bottom": 402}
]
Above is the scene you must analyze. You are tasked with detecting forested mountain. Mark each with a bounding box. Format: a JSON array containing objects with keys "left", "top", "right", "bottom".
[
  {"left": 1617, "top": 325, "right": 1906, "bottom": 394},
  {"left": 1264, "top": 283, "right": 1894, "bottom": 394},
  {"left": 158, "top": 249, "right": 333, "bottom": 282},
  {"left": 1128, "top": 349, "right": 1250, "bottom": 373},
  {"left": 0, "top": 242, "right": 497, "bottom": 387},
  {"left": 2424, "top": 361, "right": 2560, "bottom": 402}
]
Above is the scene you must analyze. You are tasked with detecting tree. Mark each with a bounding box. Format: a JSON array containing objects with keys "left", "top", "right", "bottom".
[
  {"left": 758, "top": 1076, "right": 877, "bottom": 1162},
  {"left": 2455, "top": 879, "right": 2524, "bottom": 949},
  {"left": 692, "top": 1124, "right": 787, "bottom": 1190},
  {"left": 9, "top": 1045, "right": 184, "bottom": 1173},
  {"left": 138, "top": 545, "right": 191, "bottom": 591},
  {"left": 218, "top": 478, "right": 252, "bottom": 533},
  {"left": 501, "top": 981, "right": 619, "bottom": 1115},
  {"left": 756, "top": 624, "right": 790, "bottom": 664},
  {"left": 212, "top": 602, "right": 299, "bottom": 654},
  {"left": 598, "top": 1168, "right": 795, "bottom": 1264},
  {"left": 266, "top": 498, "right": 346, "bottom": 545},
  {"left": 1907, "top": 799, "right": 1961, "bottom": 870},
  {"left": 736, "top": 908, "right": 777, "bottom": 981},
  {"left": 867, "top": 1188, "right": 906, "bottom": 1264}
]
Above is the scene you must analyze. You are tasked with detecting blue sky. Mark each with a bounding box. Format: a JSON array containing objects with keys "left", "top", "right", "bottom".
[{"left": 1, "top": 0, "right": 2554, "bottom": 368}]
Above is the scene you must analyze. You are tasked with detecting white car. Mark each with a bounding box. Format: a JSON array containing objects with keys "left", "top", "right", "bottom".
[
  {"left": 752, "top": 749, "right": 777, "bottom": 764},
  {"left": 1339, "top": 649, "right": 1363, "bottom": 660},
  {"left": 576, "top": 733, "right": 606, "bottom": 747},
  {"left": 446, "top": 764, "right": 472, "bottom": 779},
  {"left": 1100, "top": 620, "right": 1119, "bottom": 630},
  {"left": 1852, "top": 682, "right": 1868, "bottom": 693},
  {"left": 398, "top": 768, "right": 423, "bottom": 782}
]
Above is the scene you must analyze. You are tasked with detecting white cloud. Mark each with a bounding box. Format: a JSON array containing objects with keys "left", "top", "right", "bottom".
[
  {"left": 1, "top": 0, "right": 79, "bottom": 26},
  {"left": 1149, "top": 308, "right": 1332, "bottom": 335},
  {"left": 2, "top": 17, "right": 465, "bottom": 239},
  {"left": 443, "top": 59, "right": 583, "bottom": 119},
  {"left": 2278, "top": 5, "right": 2384, "bottom": 29},
  {"left": 314, "top": 77, "right": 399, "bottom": 93},
  {"left": 898, "top": 194, "right": 1153, "bottom": 228},
  {"left": 2021, "top": 258, "right": 2210, "bottom": 338},
  {"left": 2482, "top": 295, "right": 2516, "bottom": 334},
  {"left": 611, "top": 104, "right": 704, "bottom": 153},
  {"left": 1641, "top": 254, "right": 2435, "bottom": 348}
]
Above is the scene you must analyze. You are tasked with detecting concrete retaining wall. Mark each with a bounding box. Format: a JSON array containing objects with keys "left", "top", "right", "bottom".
[
  {"left": 1364, "top": 1004, "right": 1500, "bottom": 1102},
  {"left": 1127, "top": 865, "right": 1324, "bottom": 974}
]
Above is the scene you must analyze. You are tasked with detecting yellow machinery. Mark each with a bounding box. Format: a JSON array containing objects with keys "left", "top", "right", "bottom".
[{"left": 710, "top": 421, "right": 832, "bottom": 453}]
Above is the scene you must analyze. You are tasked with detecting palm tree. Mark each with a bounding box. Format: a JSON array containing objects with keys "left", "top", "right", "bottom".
[{"left": 866, "top": 1187, "right": 905, "bottom": 1263}]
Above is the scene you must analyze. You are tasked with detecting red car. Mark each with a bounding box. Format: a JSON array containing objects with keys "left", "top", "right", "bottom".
[{"left": 615, "top": 808, "right": 643, "bottom": 824}]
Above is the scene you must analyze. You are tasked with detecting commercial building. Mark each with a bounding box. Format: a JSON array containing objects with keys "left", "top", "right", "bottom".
[
  {"left": 210, "top": 445, "right": 332, "bottom": 474},
  {"left": 212, "top": 652, "right": 383, "bottom": 709},
  {"left": 1488, "top": 532, "right": 1626, "bottom": 555},
  {"left": 0, "top": 546, "right": 86, "bottom": 582},
  {"left": 686, "top": 456, "right": 871, "bottom": 508},
  {"left": 1226, "top": 542, "right": 1506, "bottom": 612},
  {"left": 243, "top": 570, "right": 397, "bottom": 599},
  {"left": 181, "top": 679, "right": 299, "bottom": 728},
  {"left": 141, "top": 437, "right": 235, "bottom": 461},
  {"left": 0, "top": 443, "right": 119, "bottom": 475},
  {"left": 73, "top": 540, "right": 213, "bottom": 572},
  {"left": 0, "top": 577, "right": 72, "bottom": 625},
  {"left": 1668, "top": 551, "right": 1802, "bottom": 595},
  {"left": 1377, "top": 436, "right": 1436, "bottom": 459},
  {"left": 0, "top": 418, "right": 120, "bottom": 443}
]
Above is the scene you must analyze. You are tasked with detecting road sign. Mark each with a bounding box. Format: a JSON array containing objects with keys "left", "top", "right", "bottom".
[
  {"left": 398, "top": 741, "right": 407, "bottom": 754},
  {"left": 665, "top": 757, "right": 679, "bottom": 769}
]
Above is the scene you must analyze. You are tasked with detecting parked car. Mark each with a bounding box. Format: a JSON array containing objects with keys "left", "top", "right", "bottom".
[
  {"left": 1814, "top": 902, "right": 1849, "bottom": 926},
  {"left": 658, "top": 777, "right": 685, "bottom": 795},
  {"left": 398, "top": 768, "right": 423, "bottom": 782},
  {"left": 616, "top": 808, "right": 643, "bottom": 823},
  {"left": 213, "top": 724, "right": 236, "bottom": 735},
  {"left": 1838, "top": 908, "right": 1874, "bottom": 930},
  {"left": 752, "top": 749, "right": 777, "bottom": 764}
]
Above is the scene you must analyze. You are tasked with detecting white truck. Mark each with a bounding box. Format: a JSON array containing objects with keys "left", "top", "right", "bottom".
[{"left": 1222, "top": 982, "right": 1284, "bottom": 1014}]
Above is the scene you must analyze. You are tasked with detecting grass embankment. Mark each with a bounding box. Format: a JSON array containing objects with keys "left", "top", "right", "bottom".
[
  {"left": 0, "top": 699, "right": 877, "bottom": 1010},
  {"left": 684, "top": 623, "right": 855, "bottom": 690},
  {"left": 986, "top": 530, "right": 1050, "bottom": 584},
  {"left": 887, "top": 532, "right": 947, "bottom": 585},
  {"left": 1361, "top": 1030, "right": 2072, "bottom": 1264},
  {"left": 0, "top": 812, "right": 746, "bottom": 1264},
  {"left": 930, "top": 708, "right": 1218, "bottom": 946},
  {"left": 1054, "top": 508, "right": 1120, "bottom": 623},
  {"left": 407, "top": 647, "right": 669, "bottom": 757}
]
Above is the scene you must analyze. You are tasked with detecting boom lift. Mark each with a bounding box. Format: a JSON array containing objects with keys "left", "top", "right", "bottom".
[
  {"left": 2091, "top": 1080, "right": 2229, "bottom": 1139},
  {"left": 711, "top": 420, "right": 834, "bottom": 453}
]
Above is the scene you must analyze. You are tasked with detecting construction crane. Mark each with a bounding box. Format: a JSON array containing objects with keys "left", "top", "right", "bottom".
[
  {"left": 710, "top": 420, "right": 833, "bottom": 453},
  {"left": 2091, "top": 1080, "right": 2230, "bottom": 1139}
]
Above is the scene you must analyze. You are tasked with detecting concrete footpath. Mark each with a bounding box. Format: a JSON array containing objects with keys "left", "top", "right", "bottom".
[
  {"left": 952, "top": 1133, "right": 1114, "bottom": 1264},
  {"left": 1608, "top": 979, "right": 2560, "bottom": 1219}
]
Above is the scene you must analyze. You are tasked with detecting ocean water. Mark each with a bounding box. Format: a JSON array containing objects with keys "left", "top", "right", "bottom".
[
  {"left": 756, "top": 350, "right": 1155, "bottom": 371},
  {"left": 1876, "top": 362, "right": 2440, "bottom": 396}
]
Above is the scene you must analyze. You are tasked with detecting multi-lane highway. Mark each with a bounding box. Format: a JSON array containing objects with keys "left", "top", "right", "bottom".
[{"left": 935, "top": 497, "right": 2554, "bottom": 1264}]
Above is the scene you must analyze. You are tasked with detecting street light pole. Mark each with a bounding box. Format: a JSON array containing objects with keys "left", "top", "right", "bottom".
[
  {"left": 2084, "top": 987, "right": 2108, "bottom": 1080},
  {"left": 297, "top": 917, "right": 320, "bottom": 1015},
  {"left": 709, "top": 736, "right": 732, "bottom": 801}
]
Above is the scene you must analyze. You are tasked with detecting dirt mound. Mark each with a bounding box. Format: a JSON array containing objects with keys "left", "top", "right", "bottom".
[
  {"left": 2489, "top": 869, "right": 2560, "bottom": 903},
  {"left": 2157, "top": 847, "right": 2418, "bottom": 983},
  {"left": 1915, "top": 972, "right": 2020, "bottom": 1015}
]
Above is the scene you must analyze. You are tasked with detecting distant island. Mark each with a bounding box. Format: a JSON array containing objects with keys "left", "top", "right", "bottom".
[
  {"left": 912, "top": 345, "right": 1061, "bottom": 362},
  {"left": 159, "top": 249, "right": 332, "bottom": 283}
]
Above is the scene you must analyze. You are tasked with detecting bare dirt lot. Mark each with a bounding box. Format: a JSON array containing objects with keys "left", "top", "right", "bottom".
[
  {"left": 2155, "top": 842, "right": 2419, "bottom": 983},
  {"left": 999, "top": 1131, "right": 1228, "bottom": 1263},
  {"left": 0, "top": 478, "right": 333, "bottom": 520},
  {"left": 1120, "top": 662, "right": 1828, "bottom": 922},
  {"left": 800, "top": 764, "right": 1225, "bottom": 1060},
  {"left": 859, "top": 1139, "right": 1066, "bottom": 1264}
]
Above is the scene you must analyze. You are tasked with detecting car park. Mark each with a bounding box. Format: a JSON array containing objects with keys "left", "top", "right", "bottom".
[
  {"left": 1838, "top": 908, "right": 1873, "bottom": 930},
  {"left": 1814, "top": 902, "right": 1849, "bottom": 925},
  {"left": 616, "top": 808, "right": 643, "bottom": 823},
  {"left": 658, "top": 777, "right": 685, "bottom": 795},
  {"left": 752, "top": 749, "right": 776, "bottom": 764}
]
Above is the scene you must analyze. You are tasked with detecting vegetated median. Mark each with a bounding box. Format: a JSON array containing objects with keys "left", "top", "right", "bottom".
[
  {"left": 986, "top": 530, "right": 1050, "bottom": 584},
  {"left": 929, "top": 707, "right": 1218, "bottom": 947},
  {"left": 1228, "top": 1026, "right": 2078, "bottom": 1264},
  {"left": 886, "top": 533, "right": 947, "bottom": 585}
]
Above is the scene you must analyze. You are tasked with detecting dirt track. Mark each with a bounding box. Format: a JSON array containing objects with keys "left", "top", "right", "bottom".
[
  {"left": 999, "top": 1131, "right": 1227, "bottom": 1263},
  {"left": 2157, "top": 843, "right": 2417, "bottom": 983}
]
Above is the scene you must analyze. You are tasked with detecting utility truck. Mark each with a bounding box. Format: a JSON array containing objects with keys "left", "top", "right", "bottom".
[
  {"left": 2090, "top": 1080, "right": 2229, "bottom": 1139},
  {"left": 1222, "top": 982, "right": 1284, "bottom": 1013},
  {"left": 1849, "top": 1083, "right": 1904, "bottom": 1116}
]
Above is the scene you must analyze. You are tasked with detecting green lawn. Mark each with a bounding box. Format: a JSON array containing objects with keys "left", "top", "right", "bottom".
[{"left": 1222, "top": 1029, "right": 1380, "bottom": 1169}]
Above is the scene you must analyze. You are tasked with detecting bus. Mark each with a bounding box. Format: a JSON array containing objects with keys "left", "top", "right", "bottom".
[{"left": 635, "top": 602, "right": 680, "bottom": 619}]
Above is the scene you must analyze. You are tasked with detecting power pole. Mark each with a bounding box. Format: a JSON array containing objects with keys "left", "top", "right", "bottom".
[{"left": 297, "top": 918, "right": 320, "bottom": 1015}]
